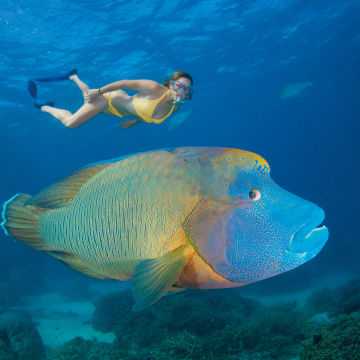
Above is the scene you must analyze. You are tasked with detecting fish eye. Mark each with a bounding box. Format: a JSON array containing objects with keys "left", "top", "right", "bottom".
[{"left": 249, "top": 189, "right": 261, "bottom": 201}]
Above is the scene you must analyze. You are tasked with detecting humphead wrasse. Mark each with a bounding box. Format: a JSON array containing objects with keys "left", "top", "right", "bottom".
[{"left": 1, "top": 147, "right": 328, "bottom": 310}]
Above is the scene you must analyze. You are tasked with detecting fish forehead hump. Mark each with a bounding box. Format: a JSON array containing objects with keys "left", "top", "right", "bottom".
[
  {"left": 207, "top": 148, "right": 269, "bottom": 175},
  {"left": 172, "top": 147, "right": 270, "bottom": 190},
  {"left": 172, "top": 147, "right": 269, "bottom": 168}
]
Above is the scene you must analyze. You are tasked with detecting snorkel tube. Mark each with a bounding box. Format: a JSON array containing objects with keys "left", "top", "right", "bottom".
[{"left": 173, "top": 95, "right": 185, "bottom": 105}]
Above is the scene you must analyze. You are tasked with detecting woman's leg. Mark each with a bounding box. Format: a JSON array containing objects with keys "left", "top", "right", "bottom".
[
  {"left": 41, "top": 96, "right": 108, "bottom": 128},
  {"left": 69, "top": 74, "right": 90, "bottom": 102}
]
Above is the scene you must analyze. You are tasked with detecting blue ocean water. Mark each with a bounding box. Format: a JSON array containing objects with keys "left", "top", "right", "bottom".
[{"left": 0, "top": 0, "right": 359, "bottom": 357}]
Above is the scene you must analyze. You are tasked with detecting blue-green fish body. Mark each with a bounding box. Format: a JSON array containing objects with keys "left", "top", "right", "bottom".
[{"left": 1, "top": 147, "right": 328, "bottom": 310}]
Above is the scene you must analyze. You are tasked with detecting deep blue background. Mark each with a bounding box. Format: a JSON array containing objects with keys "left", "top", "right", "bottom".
[{"left": 0, "top": 0, "right": 359, "bottom": 294}]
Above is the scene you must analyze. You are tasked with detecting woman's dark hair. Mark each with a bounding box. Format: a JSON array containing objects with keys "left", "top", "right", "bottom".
[{"left": 162, "top": 70, "right": 193, "bottom": 87}]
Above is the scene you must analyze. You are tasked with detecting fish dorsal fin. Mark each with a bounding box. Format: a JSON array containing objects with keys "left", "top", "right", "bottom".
[
  {"left": 131, "top": 244, "right": 190, "bottom": 311},
  {"left": 26, "top": 164, "right": 109, "bottom": 209}
]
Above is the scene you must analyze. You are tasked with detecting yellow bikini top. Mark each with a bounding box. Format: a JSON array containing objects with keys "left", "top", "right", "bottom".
[{"left": 132, "top": 91, "right": 175, "bottom": 124}]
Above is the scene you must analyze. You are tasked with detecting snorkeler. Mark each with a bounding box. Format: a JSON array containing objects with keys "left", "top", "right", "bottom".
[{"left": 28, "top": 70, "right": 193, "bottom": 129}]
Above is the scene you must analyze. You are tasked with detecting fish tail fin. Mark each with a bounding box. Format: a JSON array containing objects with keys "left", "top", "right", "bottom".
[
  {"left": 1, "top": 191, "right": 108, "bottom": 280},
  {"left": 1, "top": 193, "right": 50, "bottom": 251}
]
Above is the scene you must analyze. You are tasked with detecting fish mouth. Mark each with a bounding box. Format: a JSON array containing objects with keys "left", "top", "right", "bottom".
[{"left": 287, "top": 210, "right": 329, "bottom": 255}]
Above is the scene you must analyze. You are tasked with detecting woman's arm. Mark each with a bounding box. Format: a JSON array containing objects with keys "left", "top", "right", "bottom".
[
  {"left": 85, "top": 79, "right": 162, "bottom": 102},
  {"left": 100, "top": 79, "right": 160, "bottom": 94}
]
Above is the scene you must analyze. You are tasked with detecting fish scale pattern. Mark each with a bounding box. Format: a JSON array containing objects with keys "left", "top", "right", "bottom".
[{"left": 39, "top": 151, "right": 199, "bottom": 279}]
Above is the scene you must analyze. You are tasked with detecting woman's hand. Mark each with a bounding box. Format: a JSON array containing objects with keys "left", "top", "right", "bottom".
[
  {"left": 120, "top": 119, "right": 140, "bottom": 129},
  {"left": 85, "top": 89, "right": 102, "bottom": 103}
]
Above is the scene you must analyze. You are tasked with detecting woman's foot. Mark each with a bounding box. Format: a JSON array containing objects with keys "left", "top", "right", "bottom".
[
  {"left": 41, "top": 105, "right": 52, "bottom": 113},
  {"left": 69, "top": 74, "right": 79, "bottom": 81},
  {"left": 34, "top": 101, "right": 54, "bottom": 110}
]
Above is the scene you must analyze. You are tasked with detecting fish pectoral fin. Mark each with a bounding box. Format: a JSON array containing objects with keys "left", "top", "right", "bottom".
[{"left": 131, "top": 244, "right": 190, "bottom": 311}]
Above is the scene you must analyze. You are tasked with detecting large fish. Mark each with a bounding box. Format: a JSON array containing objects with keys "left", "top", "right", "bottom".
[{"left": 1, "top": 147, "right": 328, "bottom": 310}]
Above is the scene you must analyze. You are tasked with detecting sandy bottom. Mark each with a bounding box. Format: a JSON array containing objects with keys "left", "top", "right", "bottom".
[{"left": 19, "top": 292, "right": 116, "bottom": 348}]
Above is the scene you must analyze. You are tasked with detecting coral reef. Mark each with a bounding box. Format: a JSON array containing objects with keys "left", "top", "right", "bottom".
[
  {"left": 0, "top": 338, "right": 17, "bottom": 360},
  {"left": 92, "top": 291, "right": 133, "bottom": 333},
  {"left": 47, "top": 337, "right": 116, "bottom": 360},
  {"left": 240, "top": 302, "right": 310, "bottom": 358},
  {"left": 1, "top": 277, "right": 358, "bottom": 360},
  {"left": 93, "top": 288, "right": 308, "bottom": 359},
  {"left": 300, "top": 312, "right": 360, "bottom": 360},
  {"left": 0, "top": 311, "right": 46, "bottom": 360}
]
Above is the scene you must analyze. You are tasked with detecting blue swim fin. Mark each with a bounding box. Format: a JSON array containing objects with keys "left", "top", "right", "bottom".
[
  {"left": 28, "top": 69, "right": 77, "bottom": 109},
  {"left": 27, "top": 80, "right": 54, "bottom": 109},
  {"left": 28, "top": 79, "right": 37, "bottom": 99},
  {"left": 34, "top": 68, "right": 77, "bottom": 82},
  {"left": 33, "top": 100, "right": 54, "bottom": 110}
]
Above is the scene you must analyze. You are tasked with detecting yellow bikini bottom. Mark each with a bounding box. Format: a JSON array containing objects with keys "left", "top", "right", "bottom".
[{"left": 102, "top": 90, "right": 125, "bottom": 118}]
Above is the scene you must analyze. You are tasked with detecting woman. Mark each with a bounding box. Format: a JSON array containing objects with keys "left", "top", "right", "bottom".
[{"left": 39, "top": 70, "right": 193, "bottom": 129}]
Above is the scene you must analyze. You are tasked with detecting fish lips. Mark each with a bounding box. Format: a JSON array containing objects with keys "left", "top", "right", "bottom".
[{"left": 286, "top": 208, "right": 329, "bottom": 259}]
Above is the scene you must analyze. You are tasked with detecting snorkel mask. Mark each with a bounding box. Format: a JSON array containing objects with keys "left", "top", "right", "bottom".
[{"left": 171, "top": 80, "right": 193, "bottom": 105}]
